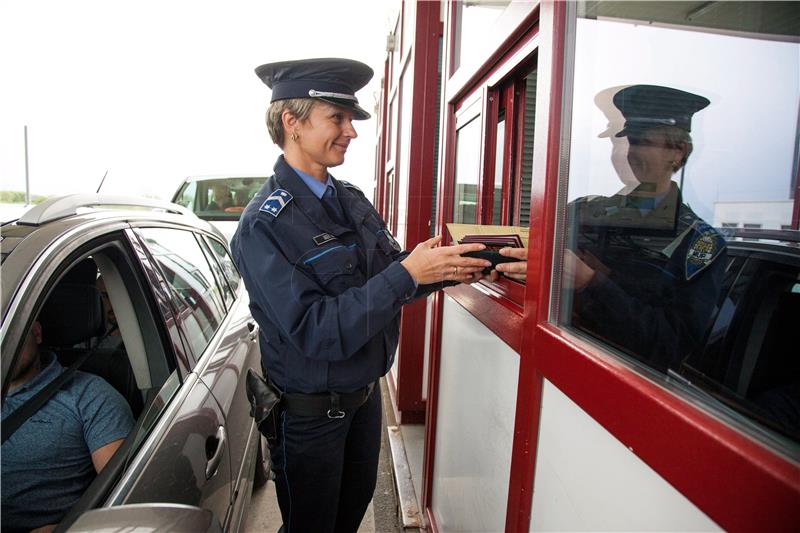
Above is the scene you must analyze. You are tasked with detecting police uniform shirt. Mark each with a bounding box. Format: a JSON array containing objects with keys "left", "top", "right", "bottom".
[
  {"left": 231, "top": 156, "right": 441, "bottom": 394},
  {"left": 569, "top": 182, "right": 726, "bottom": 372}
]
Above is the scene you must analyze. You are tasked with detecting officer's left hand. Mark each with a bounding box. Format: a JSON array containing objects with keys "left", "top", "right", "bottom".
[{"left": 401, "top": 236, "right": 492, "bottom": 284}]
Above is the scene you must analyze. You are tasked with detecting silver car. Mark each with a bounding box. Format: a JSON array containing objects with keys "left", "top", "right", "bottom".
[{"left": 1, "top": 195, "right": 268, "bottom": 532}]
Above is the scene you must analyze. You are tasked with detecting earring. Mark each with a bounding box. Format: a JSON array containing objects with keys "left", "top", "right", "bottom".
[
  {"left": 672, "top": 161, "right": 680, "bottom": 170},
  {"left": 290, "top": 132, "right": 299, "bottom": 142}
]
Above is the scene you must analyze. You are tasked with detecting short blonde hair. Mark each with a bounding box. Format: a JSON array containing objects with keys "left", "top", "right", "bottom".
[{"left": 265, "top": 98, "right": 316, "bottom": 147}]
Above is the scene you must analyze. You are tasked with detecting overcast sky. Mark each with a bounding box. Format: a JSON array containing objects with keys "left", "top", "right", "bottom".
[{"left": 0, "top": 0, "right": 395, "bottom": 201}]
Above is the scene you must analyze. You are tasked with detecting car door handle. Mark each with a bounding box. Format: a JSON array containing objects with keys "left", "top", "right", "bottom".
[
  {"left": 205, "top": 425, "right": 227, "bottom": 480},
  {"left": 247, "top": 321, "right": 258, "bottom": 341}
]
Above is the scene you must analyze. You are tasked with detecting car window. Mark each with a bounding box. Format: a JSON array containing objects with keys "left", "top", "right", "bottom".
[
  {"left": 180, "top": 177, "right": 266, "bottom": 221},
  {"left": 1, "top": 239, "right": 181, "bottom": 531},
  {"left": 174, "top": 181, "right": 197, "bottom": 211},
  {"left": 198, "top": 236, "right": 235, "bottom": 310},
  {"left": 204, "top": 235, "right": 241, "bottom": 295},
  {"left": 137, "top": 228, "right": 227, "bottom": 358},
  {"left": 679, "top": 246, "right": 800, "bottom": 444}
]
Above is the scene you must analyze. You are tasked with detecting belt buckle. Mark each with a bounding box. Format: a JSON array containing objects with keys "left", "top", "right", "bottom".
[{"left": 327, "top": 408, "right": 345, "bottom": 419}]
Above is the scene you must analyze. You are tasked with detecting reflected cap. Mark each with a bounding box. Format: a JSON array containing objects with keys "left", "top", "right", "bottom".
[
  {"left": 255, "top": 57, "right": 373, "bottom": 120},
  {"left": 613, "top": 84, "right": 710, "bottom": 137}
]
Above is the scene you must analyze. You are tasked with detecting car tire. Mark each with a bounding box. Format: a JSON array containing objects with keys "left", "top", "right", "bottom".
[{"left": 253, "top": 434, "right": 272, "bottom": 489}]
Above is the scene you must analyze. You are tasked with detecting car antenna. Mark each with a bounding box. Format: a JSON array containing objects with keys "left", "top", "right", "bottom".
[{"left": 96, "top": 170, "right": 109, "bottom": 193}]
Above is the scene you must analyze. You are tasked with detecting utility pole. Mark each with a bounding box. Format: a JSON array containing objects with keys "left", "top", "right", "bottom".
[{"left": 24, "top": 125, "right": 30, "bottom": 205}]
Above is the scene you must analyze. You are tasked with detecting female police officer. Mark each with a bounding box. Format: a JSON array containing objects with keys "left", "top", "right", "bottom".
[{"left": 231, "top": 58, "right": 491, "bottom": 533}]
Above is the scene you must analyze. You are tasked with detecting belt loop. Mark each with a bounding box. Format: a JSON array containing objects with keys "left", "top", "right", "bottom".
[{"left": 327, "top": 391, "right": 345, "bottom": 419}]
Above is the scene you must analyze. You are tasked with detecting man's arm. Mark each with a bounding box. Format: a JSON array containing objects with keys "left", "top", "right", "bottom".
[{"left": 91, "top": 438, "right": 126, "bottom": 473}]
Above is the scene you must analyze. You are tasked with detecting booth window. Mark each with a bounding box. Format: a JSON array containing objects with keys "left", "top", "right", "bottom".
[
  {"left": 452, "top": 0, "right": 513, "bottom": 72},
  {"left": 554, "top": 1, "right": 800, "bottom": 451},
  {"left": 482, "top": 67, "right": 537, "bottom": 228},
  {"left": 452, "top": 114, "right": 482, "bottom": 224}
]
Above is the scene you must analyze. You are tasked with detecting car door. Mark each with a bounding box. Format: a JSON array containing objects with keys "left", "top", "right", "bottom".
[
  {"left": 198, "top": 235, "right": 262, "bottom": 528},
  {"left": 111, "top": 227, "right": 233, "bottom": 526}
]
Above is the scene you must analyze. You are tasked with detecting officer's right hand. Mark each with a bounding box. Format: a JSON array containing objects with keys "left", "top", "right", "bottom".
[{"left": 401, "top": 236, "right": 491, "bottom": 285}]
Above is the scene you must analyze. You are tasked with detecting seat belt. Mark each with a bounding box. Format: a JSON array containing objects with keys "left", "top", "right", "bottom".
[{"left": 2, "top": 346, "right": 99, "bottom": 444}]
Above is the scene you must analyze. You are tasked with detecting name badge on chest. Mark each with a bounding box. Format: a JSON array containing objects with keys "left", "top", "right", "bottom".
[{"left": 313, "top": 232, "right": 338, "bottom": 246}]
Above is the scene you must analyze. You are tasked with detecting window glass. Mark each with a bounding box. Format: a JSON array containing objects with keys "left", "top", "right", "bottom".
[
  {"left": 556, "top": 1, "right": 800, "bottom": 448},
  {"left": 204, "top": 236, "right": 241, "bottom": 296},
  {"left": 396, "top": 68, "right": 413, "bottom": 246},
  {"left": 453, "top": 0, "right": 512, "bottom": 71},
  {"left": 453, "top": 116, "right": 482, "bottom": 224},
  {"left": 139, "top": 228, "right": 227, "bottom": 357},
  {"left": 127, "top": 370, "right": 180, "bottom": 463},
  {"left": 174, "top": 181, "right": 197, "bottom": 210},
  {"left": 189, "top": 177, "right": 266, "bottom": 221},
  {"left": 198, "top": 237, "right": 234, "bottom": 310},
  {"left": 492, "top": 113, "right": 506, "bottom": 225}
]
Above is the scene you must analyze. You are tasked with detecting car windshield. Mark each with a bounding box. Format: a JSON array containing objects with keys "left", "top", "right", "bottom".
[{"left": 173, "top": 177, "right": 266, "bottom": 221}]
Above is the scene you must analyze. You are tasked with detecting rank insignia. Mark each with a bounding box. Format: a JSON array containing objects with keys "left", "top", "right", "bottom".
[
  {"left": 379, "top": 229, "right": 402, "bottom": 252},
  {"left": 259, "top": 189, "right": 293, "bottom": 218},
  {"left": 685, "top": 224, "right": 723, "bottom": 280}
]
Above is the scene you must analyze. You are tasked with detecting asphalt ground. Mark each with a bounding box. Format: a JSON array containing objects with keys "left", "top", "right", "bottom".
[{"left": 242, "top": 378, "right": 406, "bottom": 532}]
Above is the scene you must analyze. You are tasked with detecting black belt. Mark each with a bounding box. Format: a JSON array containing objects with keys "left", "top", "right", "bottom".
[{"left": 277, "top": 381, "right": 376, "bottom": 418}]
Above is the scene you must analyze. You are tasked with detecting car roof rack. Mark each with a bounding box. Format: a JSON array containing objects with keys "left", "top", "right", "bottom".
[{"left": 17, "top": 194, "right": 193, "bottom": 226}]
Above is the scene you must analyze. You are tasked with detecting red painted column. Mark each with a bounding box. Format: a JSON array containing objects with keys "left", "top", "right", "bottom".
[{"left": 392, "top": 0, "right": 443, "bottom": 424}]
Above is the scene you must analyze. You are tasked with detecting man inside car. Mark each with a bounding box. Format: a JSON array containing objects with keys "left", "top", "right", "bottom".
[{"left": 1, "top": 320, "right": 134, "bottom": 533}]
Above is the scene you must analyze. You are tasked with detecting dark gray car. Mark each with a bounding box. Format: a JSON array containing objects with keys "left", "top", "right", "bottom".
[{"left": 1, "top": 195, "right": 268, "bottom": 532}]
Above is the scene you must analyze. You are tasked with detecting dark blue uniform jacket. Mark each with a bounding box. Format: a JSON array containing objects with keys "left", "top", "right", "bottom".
[
  {"left": 570, "top": 183, "right": 727, "bottom": 372},
  {"left": 231, "top": 156, "right": 437, "bottom": 393}
]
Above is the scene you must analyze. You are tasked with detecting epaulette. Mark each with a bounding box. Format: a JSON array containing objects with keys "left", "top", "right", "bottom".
[
  {"left": 339, "top": 180, "right": 363, "bottom": 194},
  {"left": 259, "top": 189, "right": 293, "bottom": 218}
]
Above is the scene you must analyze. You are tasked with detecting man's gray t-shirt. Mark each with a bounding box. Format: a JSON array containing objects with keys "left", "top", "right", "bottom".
[{"left": 1, "top": 352, "right": 134, "bottom": 531}]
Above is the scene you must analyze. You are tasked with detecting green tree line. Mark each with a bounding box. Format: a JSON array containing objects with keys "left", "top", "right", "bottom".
[{"left": 0, "top": 191, "right": 49, "bottom": 204}]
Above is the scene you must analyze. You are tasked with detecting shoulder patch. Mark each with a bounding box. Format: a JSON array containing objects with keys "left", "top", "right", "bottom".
[
  {"left": 259, "top": 189, "right": 293, "bottom": 218},
  {"left": 685, "top": 222, "right": 724, "bottom": 280},
  {"left": 339, "top": 180, "right": 362, "bottom": 194}
]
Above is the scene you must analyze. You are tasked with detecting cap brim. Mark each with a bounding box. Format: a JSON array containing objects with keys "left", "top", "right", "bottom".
[{"left": 317, "top": 97, "right": 371, "bottom": 120}]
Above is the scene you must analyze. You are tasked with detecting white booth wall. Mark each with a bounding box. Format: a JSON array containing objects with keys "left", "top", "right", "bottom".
[{"left": 431, "top": 295, "right": 520, "bottom": 532}]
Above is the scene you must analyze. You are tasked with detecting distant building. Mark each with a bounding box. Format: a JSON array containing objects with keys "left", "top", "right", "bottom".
[{"left": 713, "top": 200, "right": 794, "bottom": 230}]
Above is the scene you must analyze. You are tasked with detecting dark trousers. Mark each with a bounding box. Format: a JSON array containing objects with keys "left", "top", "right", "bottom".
[{"left": 269, "top": 382, "right": 382, "bottom": 533}]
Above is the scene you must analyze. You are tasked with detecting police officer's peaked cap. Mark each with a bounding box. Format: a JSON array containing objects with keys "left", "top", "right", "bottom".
[
  {"left": 255, "top": 57, "right": 373, "bottom": 120},
  {"left": 613, "top": 84, "right": 710, "bottom": 138}
]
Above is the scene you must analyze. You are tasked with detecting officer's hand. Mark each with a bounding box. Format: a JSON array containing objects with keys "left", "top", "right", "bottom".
[
  {"left": 401, "top": 236, "right": 491, "bottom": 285},
  {"left": 494, "top": 247, "right": 528, "bottom": 281},
  {"left": 563, "top": 249, "right": 596, "bottom": 289}
]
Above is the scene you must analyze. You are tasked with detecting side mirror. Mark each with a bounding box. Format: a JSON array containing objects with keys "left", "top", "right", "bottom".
[{"left": 66, "top": 503, "right": 222, "bottom": 533}]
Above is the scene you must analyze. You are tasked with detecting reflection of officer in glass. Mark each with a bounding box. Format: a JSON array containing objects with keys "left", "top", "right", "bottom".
[
  {"left": 496, "top": 84, "right": 726, "bottom": 372},
  {"left": 231, "top": 58, "right": 490, "bottom": 533}
]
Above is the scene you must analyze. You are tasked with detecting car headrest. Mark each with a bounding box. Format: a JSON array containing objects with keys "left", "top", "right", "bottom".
[
  {"left": 61, "top": 258, "right": 99, "bottom": 285},
  {"left": 39, "top": 283, "right": 107, "bottom": 347}
]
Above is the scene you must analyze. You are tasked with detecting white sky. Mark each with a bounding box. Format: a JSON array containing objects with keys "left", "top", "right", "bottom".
[{"left": 0, "top": 0, "right": 397, "bottom": 201}]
